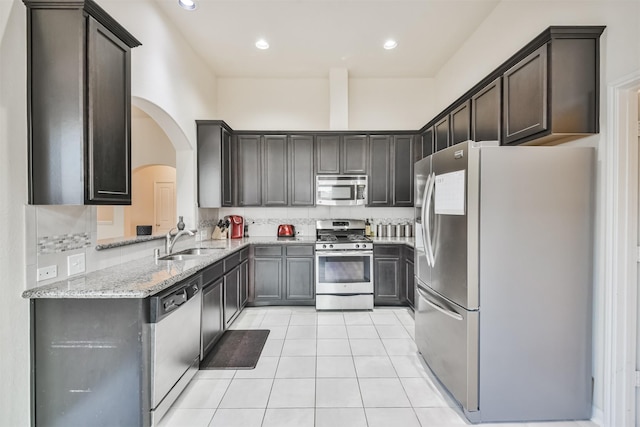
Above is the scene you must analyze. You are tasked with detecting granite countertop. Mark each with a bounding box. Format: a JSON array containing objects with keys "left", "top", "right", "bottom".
[{"left": 23, "top": 235, "right": 413, "bottom": 300}]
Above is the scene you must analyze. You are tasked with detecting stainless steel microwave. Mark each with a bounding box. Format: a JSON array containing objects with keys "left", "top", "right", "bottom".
[{"left": 316, "top": 175, "right": 368, "bottom": 206}]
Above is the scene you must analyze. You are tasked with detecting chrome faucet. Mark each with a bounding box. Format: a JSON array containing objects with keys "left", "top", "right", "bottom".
[{"left": 165, "top": 228, "right": 195, "bottom": 254}]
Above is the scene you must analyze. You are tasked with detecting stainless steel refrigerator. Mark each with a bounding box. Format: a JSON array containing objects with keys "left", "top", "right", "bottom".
[{"left": 414, "top": 141, "right": 594, "bottom": 423}]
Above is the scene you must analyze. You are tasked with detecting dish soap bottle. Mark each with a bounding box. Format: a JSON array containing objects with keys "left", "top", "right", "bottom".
[{"left": 365, "top": 219, "right": 371, "bottom": 237}]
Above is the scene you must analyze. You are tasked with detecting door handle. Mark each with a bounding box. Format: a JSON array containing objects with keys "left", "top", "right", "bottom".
[
  {"left": 417, "top": 286, "right": 463, "bottom": 321},
  {"left": 423, "top": 172, "right": 436, "bottom": 267}
]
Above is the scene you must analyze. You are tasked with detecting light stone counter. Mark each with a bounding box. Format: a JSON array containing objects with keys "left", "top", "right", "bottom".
[
  {"left": 23, "top": 237, "right": 316, "bottom": 299},
  {"left": 371, "top": 237, "right": 414, "bottom": 247}
]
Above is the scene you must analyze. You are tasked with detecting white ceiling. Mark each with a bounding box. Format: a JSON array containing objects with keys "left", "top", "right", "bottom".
[{"left": 152, "top": 0, "right": 501, "bottom": 78}]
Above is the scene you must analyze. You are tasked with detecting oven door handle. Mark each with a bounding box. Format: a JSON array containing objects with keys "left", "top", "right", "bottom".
[{"left": 317, "top": 251, "right": 373, "bottom": 257}]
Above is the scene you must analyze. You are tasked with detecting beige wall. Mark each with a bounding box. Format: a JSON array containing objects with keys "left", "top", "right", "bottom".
[
  {"left": 131, "top": 107, "right": 176, "bottom": 170},
  {"left": 125, "top": 165, "right": 176, "bottom": 237}
]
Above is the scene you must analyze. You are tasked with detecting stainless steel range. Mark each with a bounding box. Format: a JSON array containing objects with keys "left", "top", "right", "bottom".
[{"left": 315, "top": 219, "right": 374, "bottom": 310}]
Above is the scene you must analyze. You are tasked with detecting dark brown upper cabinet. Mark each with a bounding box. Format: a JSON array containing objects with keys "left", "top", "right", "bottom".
[
  {"left": 316, "top": 134, "right": 368, "bottom": 175},
  {"left": 237, "top": 135, "right": 262, "bottom": 206},
  {"left": 368, "top": 135, "right": 414, "bottom": 207},
  {"left": 24, "top": 0, "right": 141, "bottom": 205},
  {"left": 262, "top": 135, "right": 288, "bottom": 206},
  {"left": 289, "top": 135, "right": 315, "bottom": 206},
  {"left": 392, "top": 135, "right": 414, "bottom": 206},
  {"left": 368, "top": 136, "right": 392, "bottom": 207},
  {"left": 450, "top": 100, "right": 471, "bottom": 145},
  {"left": 503, "top": 28, "right": 602, "bottom": 145},
  {"left": 197, "top": 121, "right": 234, "bottom": 208},
  {"left": 471, "top": 77, "right": 501, "bottom": 142},
  {"left": 421, "top": 127, "right": 434, "bottom": 159},
  {"left": 434, "top": 117, "right": 450, "bottom": 152}
]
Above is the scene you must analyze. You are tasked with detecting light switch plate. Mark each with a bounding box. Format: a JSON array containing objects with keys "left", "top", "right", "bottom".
[
  {"left": 67, "top": 253, "right": 86, "bottom": 276},
  {"left": 37, "top": 265, "right": 57, "bottom": 282}
]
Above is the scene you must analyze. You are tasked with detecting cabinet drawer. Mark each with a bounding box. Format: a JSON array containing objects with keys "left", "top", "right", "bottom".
[
  {"left": 374, "top": 245, "right": 401, "bottom": 257},
  {"left": 286, "top": 245, "right": 314, "bottom": 257},
  {"left": 223, "top": 251, "right": 241, "bottom": 271},
  {"left": 202, "top": 261, "right": 224, "bottom": 284},
  {"left": 254, "top": 246, "right": 283, "bottom": 257}
]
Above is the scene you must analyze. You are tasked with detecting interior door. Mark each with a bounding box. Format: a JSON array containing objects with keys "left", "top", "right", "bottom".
[{"left": 154, "top": 181, "right": 175, "bottom": 235}]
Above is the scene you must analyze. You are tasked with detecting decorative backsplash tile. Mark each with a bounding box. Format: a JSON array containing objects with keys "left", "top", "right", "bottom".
[{"left": 38, "top": 232, "right": 91, "bottom": 254}]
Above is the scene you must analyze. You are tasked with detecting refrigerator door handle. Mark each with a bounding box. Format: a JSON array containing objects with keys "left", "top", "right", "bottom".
[
  {"left": 424, "top": 172, "right": 436, "bottom": 267},
  {"left": 417, "top": 286, "right": 463, "bottom": 321}
]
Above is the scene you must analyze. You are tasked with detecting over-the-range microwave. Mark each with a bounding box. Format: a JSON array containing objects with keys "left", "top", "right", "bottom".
[{"left": 316, "top": 175, "right": 368, "bottom": 206}]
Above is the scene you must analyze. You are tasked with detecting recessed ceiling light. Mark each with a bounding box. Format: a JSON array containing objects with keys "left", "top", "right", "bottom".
[
  {"left": 178, "top": 0, "right": 196, "bottom": 10},
  {"left": 383, "top": 39, "right": 398, "bottom": 50},
  {"left": 255, "top": 39, "right": 270, "bottom": 50}
]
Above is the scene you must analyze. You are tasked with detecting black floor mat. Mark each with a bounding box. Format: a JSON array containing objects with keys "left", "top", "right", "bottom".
[{"left": 199, "top": 329, "right": 270, "bottom": 370}]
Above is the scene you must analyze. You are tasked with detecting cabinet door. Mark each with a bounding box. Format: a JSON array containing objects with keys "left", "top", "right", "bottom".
[
  {"left": 87, "top": 18, "right": 131, "bottom": 204},
  {"left": 374, "top": 257, "right": 402, "bottom": 305},
  {"left": 289, "top": 135, "right": 315, "bottom": 206},
  {"left": 434, "top": 117, "right": 450, "bottom": 152},
  {"left": 422, "top": 127, "right": 434, "bottom": 159},
  {"left": 253, "top": 258, "right": 283, "bottom": 301},
  {"left": 316, "top": 135, "right": 340, "bottom": 174},
  {"left": 413, "top": 134, "right": 423, "bottom": 162},
  {"left": 240, "top": 260, "right": 249, "bottom": 308},
  {"left": 450, "top": 101, "right": 471, "bottom": 145},
  {"left": 201, "top": 279, "right": 223, "bottom": 359},
  {"left": 224, "top": 266, "right": 240, "bottom": 327},
  {"left": 342, "top": 135, "right": 368, "bottom": 174},
  {"left": 263, "top": 135, "right": 288, "bottom": 206},
  {"left": 285, "top": 257, "right": 315, "bottom": 300},
  {"left": 368, "top": 135, "right": 391, "bottom": 207},
  {"left": 393, "top": 135, "right": 413, "bottom": 207},
  {"left": 221, "top": 128, "right": 234, "bottom": 207},
  {"left": 472, "top": 78, "right": 501, "bottom": 143},
  {"left": 237, "top": 135, "right": 262, "bottom": 206},
  {"left": 503, "top": 44, "right": 548, "bottom": 145}
]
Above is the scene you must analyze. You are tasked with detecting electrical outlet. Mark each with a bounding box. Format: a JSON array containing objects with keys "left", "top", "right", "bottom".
[
  {"left": 67, "top": 253, "right": 86, "bottom": 276},
  {"left": 37, "top": 265, "right": 57, "bottom": 282}
]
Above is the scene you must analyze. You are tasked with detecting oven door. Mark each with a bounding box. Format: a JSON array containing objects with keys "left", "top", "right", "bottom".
[{"left": 315, "top": 251, "right": 373, "bottom": 294}]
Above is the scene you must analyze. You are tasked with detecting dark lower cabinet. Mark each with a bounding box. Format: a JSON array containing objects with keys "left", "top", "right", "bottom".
[
  {"left": 201, "top": 277, "right": 223, "bottom": 359},
  {"left": 404, "top": 247, "right": 415, "bottom": 308},
  {"left": 240, "top": 259, "right": 249, "bottom": 308},
  {"left": 374, "top": 245, "right": 404, "bottom": 306},
  {"left": 223, "top": 265, "right": 240, "bottom": 328},
  {"left": 251, "top": 245, "right": 315, "bottom": 305}
]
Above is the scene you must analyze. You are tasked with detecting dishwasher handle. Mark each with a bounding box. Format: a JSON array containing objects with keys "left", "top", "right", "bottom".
[{"left": 162, "top": 288, "right": 187, "bottom": 314}]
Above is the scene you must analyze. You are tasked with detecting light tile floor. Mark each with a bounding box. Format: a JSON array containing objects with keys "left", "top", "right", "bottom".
[{"left": 159, "top": 307, "right": 598, "bottom": 427}]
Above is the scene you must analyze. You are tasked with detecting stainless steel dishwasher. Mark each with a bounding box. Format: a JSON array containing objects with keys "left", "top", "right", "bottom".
[{"left": 148, "top": 275, "right": 202, "bottom": 426}]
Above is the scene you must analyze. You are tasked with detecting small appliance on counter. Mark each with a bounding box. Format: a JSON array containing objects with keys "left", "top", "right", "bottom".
[
  {"left": 277, "top": 224, "right": 295, "bottom": 238},
  {"left": 228, "top": 215, "right": 244, "bottom": 239}
]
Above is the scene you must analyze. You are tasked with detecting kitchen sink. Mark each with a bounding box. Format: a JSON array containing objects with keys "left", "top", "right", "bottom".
[{"left": 158, "top": 248, "right": 225, "bottom": 261}]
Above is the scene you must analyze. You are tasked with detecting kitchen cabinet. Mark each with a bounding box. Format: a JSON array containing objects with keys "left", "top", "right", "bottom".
[
  {"left": 197, "top": 121, "right": 234, "bottom": 207},
  {"left": 240, "top": 259, "right": 249, "bottom": 308},
  {"left": 404, "top": 246, "right": 415, "bottom": 308},
  {"left": 450, "top": 100, "right": 471, "bottom": 145},
  {"left": 413, "top": 134, "right": 423, "bottom": 163},
  {"left": 434, "top": 116, "right": 450, "bottom": 152},
  {"left": 502, "top": 29, "right": 602, "bottom": 145},
  {"left": 289, "top": 135, "right": 315, "bottom": 206},
  {"left": 368, "top": 135, "right": 414, "bottom": 207},
  {"left": 393, "top": 135, "right": 414, "bottom": 206},
  {"left": 368, "top": 135, "right": 392, "bottom": 207},
  {"left": 251, "top": 245, "right": 315, "bottom": 305},
  {"left": 263, "top": 135, "right": 288, "bottom": 206},
  {"left": 421, "top": 127, "right": 434, "bottom": 159},
  {"left": 237, "top": 135, "right": 262, "bottom": 206},
  {"left": 471, "top": 78, "right": 501, "bottom": 142},
  {"left": 374, "top": 245, "right": 404, "bottom": 306},
  {"left": 223, "top": 265, "right": 240, "bottom": 328},
  {"left": 316, "top": 134, "right": 368, "bottom": 174},
  {"left": 201, "top": 267, "right": 224, "bottom": 359},
  {"left": 24, "top": 0, "right": 141, "bottom": 205}
]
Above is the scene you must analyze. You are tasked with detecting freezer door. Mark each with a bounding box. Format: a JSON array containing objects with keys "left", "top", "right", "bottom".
[
  {"left": 414, "top": 156, "right": 431, "bottom": 287},
  {"left": 415, "top": 281, "right": 478, "bottom": 412}
]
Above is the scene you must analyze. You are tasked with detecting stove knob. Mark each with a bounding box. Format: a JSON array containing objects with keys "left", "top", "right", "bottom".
[
  {"left": 322, "top": 244, "right": 327, "bottom": 249},
  {"left": 362, "top": 244, "right": 367, "bottom": 249},
  {"left": 355, "top": 244, "right": 360, "bottom": 249},
  {"left": 329, "top": 244, "right": 334, "bottom": 249}
]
